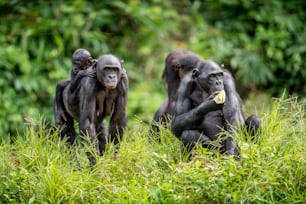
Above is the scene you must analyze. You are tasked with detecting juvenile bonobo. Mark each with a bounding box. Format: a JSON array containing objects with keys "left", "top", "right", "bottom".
[
  {"left": 153, "top": 49, "right": 202, "bottom": 131},
  {"left": 54, "top": 48, "right": 96, "bottom": 125},
  {"left": 171, "top": 60, "right": 259, "bottom": 158},
  {"left": 54, "top": 54, "right": 128, "bottom": 165}
]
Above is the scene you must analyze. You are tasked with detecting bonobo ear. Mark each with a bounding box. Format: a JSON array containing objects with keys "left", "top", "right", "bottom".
[
  {"left": 120, "top": 60, "right": 125, "bottom": 68},
  {"left": 192, "top": 68, "right": 199, "bottom": 79}
]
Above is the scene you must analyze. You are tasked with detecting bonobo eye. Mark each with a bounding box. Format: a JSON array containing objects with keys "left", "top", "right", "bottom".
[
  {"left": 73, "top": 60, "right": 82, "bottom": 66},
  {"left": 103, "top": 67, "right": 119, "bottom": 77},
  {"left": 208, "top": 73, "right": 222, "bottom": 82},
  {"left": 216, "top": 73, "right": 223, "bottom": 78},
  {"left": 104, "top": 67, "right": 118, "bottom": 72}
]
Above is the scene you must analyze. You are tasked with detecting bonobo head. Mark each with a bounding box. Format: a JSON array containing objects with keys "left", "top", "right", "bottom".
[
  {"left": 173, "top": 51, "right": 202, "bottom": 79},
  {"left": 72, "top": 48, "right": 93, "bottom": 70},
  {"left": 192, "top": 60, "right": 224, "bottom": 94},
  {"left": 95, "top": 54, "right": 122, "bottom": 89}
]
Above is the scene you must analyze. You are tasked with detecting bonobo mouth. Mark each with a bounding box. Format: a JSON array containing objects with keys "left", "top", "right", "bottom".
[
  {"left": 213, "top": 90, "right": 226, "bottom": 104},
  {"left": 105, "top": 82, "right": 117, "bottom": 89},
  {"left": 212, "top": 89, "right": 224, "bottom": 94},
  {"left": 211, "top": 86, "right": 224, "bottom": 93}
]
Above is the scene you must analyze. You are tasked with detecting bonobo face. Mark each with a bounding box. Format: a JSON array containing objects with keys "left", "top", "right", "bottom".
[
  {"left": 72, "top": 48, "right": 92, "bottom": 69},
  {"left": 192, "top": 60, "right": 224, "bottom": 94},
  {"left": 102, "top": 66, "right": 120, "bottom": 89},
  {"left": 96, "top": 54, "right": 122, "bottom": 89}
]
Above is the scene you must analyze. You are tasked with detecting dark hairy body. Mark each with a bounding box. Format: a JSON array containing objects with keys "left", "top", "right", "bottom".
[
  {"left": 153, "top": 49, "right": 203, "bottom": 130},
  {"left": 54, "top": 54, "right": 128, "bottom": 165},
  {"left": 171, "top": 59, "right": 260, "bottom": 157}
]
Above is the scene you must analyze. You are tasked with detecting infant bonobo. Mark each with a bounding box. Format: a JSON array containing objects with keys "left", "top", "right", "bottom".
[
  {"left": 54, "top": 48, "right": 96, "bottom": 124},
  {"left": 71, "top": 48, "right": 96, "bottom": 77}
]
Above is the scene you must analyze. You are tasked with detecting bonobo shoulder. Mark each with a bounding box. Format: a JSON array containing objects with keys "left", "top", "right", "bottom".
[
  {"left": 117, "top": 69, "right": 129, "bottom": 94},
  {"left": 80, "top": 76, "right": 99, "bottom": 93}
]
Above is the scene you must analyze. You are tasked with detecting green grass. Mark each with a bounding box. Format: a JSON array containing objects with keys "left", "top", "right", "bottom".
[{"left": 0, "top": 97, "right": 305, "bottom": 203}]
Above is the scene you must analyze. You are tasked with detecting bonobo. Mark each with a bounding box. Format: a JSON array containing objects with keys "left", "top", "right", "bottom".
[
  {"left": 53, "top": 54, "right": 128, "bottom": 165},
  {"left": 171, "top": 60, "right": 260, "bottom": 158},
  {"left": 153, "top": 49, "right": 202, "bottom": 131},
  {"left": 54, "top": 48, "right": 96, "bottom": 125}
]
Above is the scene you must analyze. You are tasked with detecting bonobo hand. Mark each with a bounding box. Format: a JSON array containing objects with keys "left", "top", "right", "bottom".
[
  {"left": 177, "top": 72, "right": 194, "bottom": 98},
  {"left": 55, "top": 108, "right": 67, "bottom": 124},
  {"left": 199, "top": 92, "right": 224, "bottom": 113},
  {"left": 213, "top": 90, "right": 226, "bottom": 104},
  {"left": 79, "top": 67, "right": 96, "bottom": 78}
]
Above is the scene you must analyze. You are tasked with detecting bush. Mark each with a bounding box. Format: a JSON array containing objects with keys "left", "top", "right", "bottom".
[
  {"left": 188, "top": 0, "right": 306, "bottom": 95},
  {"left": 0, "top": 0, "right": 181, "bottom": 138}
]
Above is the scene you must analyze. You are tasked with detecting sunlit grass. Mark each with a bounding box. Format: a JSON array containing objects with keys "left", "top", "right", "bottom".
[{"left": 0, "top": 97, "right": 305, "bottom": 203}]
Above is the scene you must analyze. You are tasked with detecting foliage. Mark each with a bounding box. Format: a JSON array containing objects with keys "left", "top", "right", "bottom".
[
  {"left": 0, "top": 0, "right": 305, "bottom": 138},
  {"left": 0, "top": 0, "right": 179, "bottom": 138},
  {"left": 189, "top": 0, "right": 306, "bottom": 94},
  {"left": 0, "top": 97, "right": 305, "bottom": 203}
]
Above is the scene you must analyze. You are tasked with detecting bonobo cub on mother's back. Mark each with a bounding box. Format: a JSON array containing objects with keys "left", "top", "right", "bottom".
[
  {"left": 54, "top": 53, "right": 128, "bottom": 165},
  {"left": 54, "top": 48, "right": 96, "bottom": 125}
]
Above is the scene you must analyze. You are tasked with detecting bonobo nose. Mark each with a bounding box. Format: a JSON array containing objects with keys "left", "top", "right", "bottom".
[{"left": 108, "top": 74, "right": 116, "bottom": 80}]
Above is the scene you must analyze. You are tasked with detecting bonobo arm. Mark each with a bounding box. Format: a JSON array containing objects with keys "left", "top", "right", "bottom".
[
  {"left": 222, "top": 70, "right": 245, "bottom": 131},
  {"left": 78, "top": 78, "right": 97, "bottom": 141},
  {"left": 218, "top": 70, "right": 244, "bottom": 158},
  {"left": 109, "top": 71, "right": 129, "bottom": 144},
  {"left": 54, "top": 79, "right": 70, "bottom": 124},
  {"left": 171, "top": 95, "right": 223, "bottom": 138},
  {"left": 153, "top": 98, "right": 168, "bottom": 122},
  {"left": 174, "top": 73, "right": 194, "bottom": 115},
  {"left": 171, "top": 74, "right": 223, "bottom": 138},
  {"left": 69, "top": 67, "right": 96, "bottom": 91}
]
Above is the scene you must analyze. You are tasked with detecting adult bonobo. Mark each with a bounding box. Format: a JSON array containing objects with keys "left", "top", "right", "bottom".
[
  {"left": 54, "top": 54, "right": 128, "bottom": 165},
  {"left": 153, "top": 49, "right": 202, "bottom": 131},
  {"left": 171, "top": 60, "right": 259, "bottom": 158}
]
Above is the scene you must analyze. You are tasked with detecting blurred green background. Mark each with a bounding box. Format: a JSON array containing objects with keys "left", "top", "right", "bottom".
[{"left": 0, "top": 0, "right": 305, "bottom": 139}]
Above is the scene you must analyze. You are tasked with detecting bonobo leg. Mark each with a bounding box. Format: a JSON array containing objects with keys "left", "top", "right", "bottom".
[
  {"left": 152, "top": 99, "right": 169, "bottom": 132},
  {"left": 171, "top": 97, "right": 222, "bottom": 137},
  {"left": 54, "top": 86, "right": 76, "bottom": 144},
  {"left": 79, "top": 124, "right": 98, "bottom": 166},
  {"left": 58, "top": 113, "right": 77, "bottom": 145},
  {"left": 180, "top": 130, "right": 212, "bottom": 148},
  {"left": 54, "top": 80, "right": 70, "bottom": 124},
  {"left": 96, "top": 119, "right": 108, "bottom": 156},
  {"left": 225, "top": 137, "right": 240, "bottom": 159},
  {"left": 245, "top": 115, "right": 260, "bottom": 141}
]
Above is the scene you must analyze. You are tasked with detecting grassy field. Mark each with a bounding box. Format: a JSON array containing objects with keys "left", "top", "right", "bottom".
[{"left": 0, "top": 96, "right": 305, "bottom": 203}]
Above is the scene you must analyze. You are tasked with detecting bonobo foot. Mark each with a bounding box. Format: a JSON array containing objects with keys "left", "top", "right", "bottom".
[
  {"left": 225, "top": 137, "right": 240, "bottom": 160},
  {"left": 86, "top": 152, "right": 97, "bottom": 166},
  {"left": 181, "top": 130, "right": 212, "bottom": 147},
  {"left": 245, "top": 115, "right": 261, "bottom": 142}
]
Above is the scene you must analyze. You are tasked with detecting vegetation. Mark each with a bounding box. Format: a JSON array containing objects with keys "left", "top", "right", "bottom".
[
  {"left": 0, "top": 0, "right": 305, "bottom": 137},
  {"left": 0, "top": 1, "right": 305, "bottom": 202},
  {"left": 0, "top": 97, "right": 305, "bottom": 203}
]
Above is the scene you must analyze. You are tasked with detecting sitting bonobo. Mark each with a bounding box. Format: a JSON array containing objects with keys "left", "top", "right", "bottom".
[
  {"left": 152, "top": 49, "right": 203, "bottom": 131},
  {"left": 171, "top": 60, "right": 259, "bottom": 158}
]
